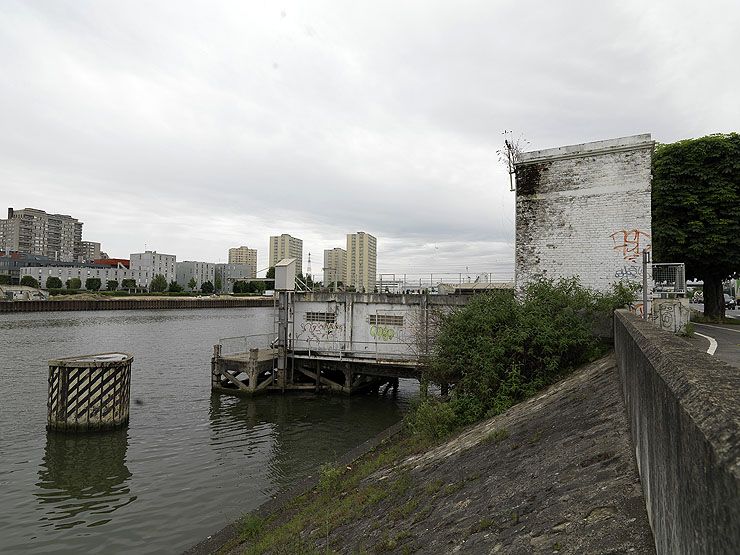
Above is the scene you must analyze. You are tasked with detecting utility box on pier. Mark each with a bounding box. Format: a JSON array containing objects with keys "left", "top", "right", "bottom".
[{"left": 275, "top": 258, "right": 296, "bottom": 291}]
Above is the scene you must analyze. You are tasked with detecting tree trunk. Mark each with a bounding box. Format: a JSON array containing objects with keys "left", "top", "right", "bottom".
[{"left": 703, "top": 277, "right": 725, "bottom": 320}]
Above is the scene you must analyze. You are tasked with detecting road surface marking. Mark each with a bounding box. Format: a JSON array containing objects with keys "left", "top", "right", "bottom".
[
  {"left": 694, "top": 332, "right": 718, "bottom": 355},
  {"left": 694, "top": 323, "right": 740, "bottom": 334}
]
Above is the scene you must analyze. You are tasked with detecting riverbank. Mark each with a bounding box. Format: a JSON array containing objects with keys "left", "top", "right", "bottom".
[
  {"left": 197, "top": 353, "right": 654, "bottom": 554},
  {"left": 0, "top": 296, "right": 273, "bottom": 312}
]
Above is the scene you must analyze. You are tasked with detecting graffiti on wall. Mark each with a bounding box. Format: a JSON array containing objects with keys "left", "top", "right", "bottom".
[
  {"left": 370, "top": 325, "right": 397, "bottom": 341},
  {"left": 610, "top": 229, "right": 650, "bottom": 263}
]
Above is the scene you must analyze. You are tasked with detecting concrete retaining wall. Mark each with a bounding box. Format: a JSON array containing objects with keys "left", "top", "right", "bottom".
[{"left": 614, "top": 309, "right": 739, "bottom": 554}]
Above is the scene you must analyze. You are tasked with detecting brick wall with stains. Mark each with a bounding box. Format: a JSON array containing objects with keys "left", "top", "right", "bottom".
[{"left": 514, "top": 134, "right": 654, "bottom": 296}]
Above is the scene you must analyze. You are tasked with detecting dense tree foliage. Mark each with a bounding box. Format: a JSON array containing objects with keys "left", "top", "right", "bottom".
[
  {"left": 188, "top": 277, "right": 197, "bottom": 291},
  {"left": 652, "top": 133, "right": 740, "bottom": 318},
  {"left": 214, "top": 273, "right": 222, "bottom": 292},
  {"left": 150, "top": 274, "right": 167, "bottom": 292},
  {"left": 121, "top": 278, "right": 136, "bottom": 290},
  {"left": 85, "top": 278, "right": 101, "bottom": 291},
  {"left": 45, "top": 276, "right": 63, "bottom": 289},
  {"left": 168, "top": 281, "right": 183, "bottom": 292},
  {"left": 106, "top": 280, "right": 119, "bottom": 291},
  {"left": 406, "top": 278, "right": 634, "bottom": 439},
  {"left": 20, "top": 275, "right": 39, "bottom": 288},
  {"left": 0, "top": 274, "right": 10, "bottom": 285},
  {"left": 66, "top": 277, "right": 81, "bottom": 290},
  {"left": 201, "top": 281, "right": 214, "bottom": 295}
]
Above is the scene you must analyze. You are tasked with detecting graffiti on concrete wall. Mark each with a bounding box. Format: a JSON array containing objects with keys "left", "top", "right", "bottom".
[
  {"left": 610, "top": 229, "right": 651, "bottom": 263},
  {"left": 370, "top": 325, "right": 397, "bottom": 341}
]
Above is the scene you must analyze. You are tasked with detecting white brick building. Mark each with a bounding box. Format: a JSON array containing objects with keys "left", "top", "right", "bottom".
[{"left": 514, "top": 134, "right": 653, "bottom": 294}]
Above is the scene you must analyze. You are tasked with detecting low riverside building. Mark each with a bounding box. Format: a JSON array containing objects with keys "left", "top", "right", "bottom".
[
  {"left": 1, "top": 252, "right": 89, "bottom": 284},
  {"left": 176, "top": 261, "right": 216, "bottom": 290},
  {"left": 20, "top": 264, "right": 152, "bottom": 289}
]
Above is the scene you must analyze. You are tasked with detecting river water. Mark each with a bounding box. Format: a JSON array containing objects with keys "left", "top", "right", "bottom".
[{"left": 0, "top": 308, "right": 417, "bottom": 554}]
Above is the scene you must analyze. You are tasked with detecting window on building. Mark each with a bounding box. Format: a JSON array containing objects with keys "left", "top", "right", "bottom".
[
  {"left": 369, "top": 314, "right": 404, "bottom": 326},
  {"left": 305, "top": 312, "right": 337, "bottom": 323}
]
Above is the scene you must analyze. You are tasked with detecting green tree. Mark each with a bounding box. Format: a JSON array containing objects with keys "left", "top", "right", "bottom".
[
  {"left": 168, "top": 281, "right": 183, "bottom": 292},
  {"left": 20, "top": 275, "right": 39, "bottom": 288},
  {"left": 201, "top": 281, "right": 214, "bottom": 295},
  {"left": 66, "top": 277, "right": 81, "bottom": 290},
  {"left": 121, "top": 278, "right": 136, "bottom": 290},
  {"left": 266, "top": 267, "right": 275, "bottom": 279},
  {"left": 652, "top": 133, "right": 740, "bottom": 318},
  {"left": 0, "top": 274, "right": 10, "bottom": 285},
  {"left": 188, "top": 277, "right": 197, "bottom": 291},
  {"left": 85, "top": 277, "right": 102, "bottom": 291},
  {"left": 214, "top": 273, "right": 222, "bottom": 292},
  {"left": 150, "top": 274, "right": 168, "bottom": 292},
  {"left": 45, "top": 276, "right": 63, "bottom": 289},
  {"left": 106, "top": 280, "right": 119, "bottom": 291}
]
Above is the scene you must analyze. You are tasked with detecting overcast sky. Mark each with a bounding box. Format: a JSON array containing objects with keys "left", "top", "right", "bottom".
[{"left": 1, "top": 1, "right": 738, "bottom": 280}]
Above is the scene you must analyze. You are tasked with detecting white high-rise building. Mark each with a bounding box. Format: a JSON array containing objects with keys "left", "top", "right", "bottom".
[
  {"left": 345, "top": 232, "right": 376, "bottom": 293},
  {"left": 323, "top": 248, "right": 346, "bottom": 288},
  {"left": 227, "top": 246, "right": 257, "bottom": 277},
  {"left": 269, "top": 234, "right": 303, "bottom": 275},
  {"left": 129, "top": 250, "right": 176, "bottom": 285}
]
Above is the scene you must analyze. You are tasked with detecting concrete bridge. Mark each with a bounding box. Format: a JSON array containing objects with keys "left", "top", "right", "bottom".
[{"left": 211, "top": 291, "right": 471, "bottom": 395}]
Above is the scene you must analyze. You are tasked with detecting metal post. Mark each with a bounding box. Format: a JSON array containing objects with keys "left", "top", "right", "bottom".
[{"left": 642, "top": 250, "right": 650, "bottom": 320}]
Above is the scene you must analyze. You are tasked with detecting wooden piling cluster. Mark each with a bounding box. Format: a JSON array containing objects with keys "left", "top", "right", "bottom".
[
  {"left": 47, "top": 353, "right": 133, "bottom": 432},
  {"left": 211, "top": 345, "right": 410, "bottom": 396},
  {"left": 0, "top": 297, "right": 272, "bottom": 312}
]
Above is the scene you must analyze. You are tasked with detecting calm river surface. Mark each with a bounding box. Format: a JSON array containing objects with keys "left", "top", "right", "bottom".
[{"left": 0, "top": 308, "right": 417, "bottom": 554}]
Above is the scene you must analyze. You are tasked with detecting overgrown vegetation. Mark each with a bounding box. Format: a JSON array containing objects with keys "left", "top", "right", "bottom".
[{"left": 406, "top": 277, "right": 634, "bottom": 440}]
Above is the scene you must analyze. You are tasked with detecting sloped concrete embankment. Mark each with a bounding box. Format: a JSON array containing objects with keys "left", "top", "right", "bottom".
[
  {"left": 615, "top": 310, "right": 740, "bottom": 554},
  {"left": 210, "top": 353, "right": 655, "bottom": 554}
]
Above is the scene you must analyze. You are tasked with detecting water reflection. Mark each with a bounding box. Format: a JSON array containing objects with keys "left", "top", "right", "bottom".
[
  {"left": 35, "top": 430, "right": 136, "bottom": 529},
  {"left": 208, "top": 392, "right": 404, "bottom": 492}
]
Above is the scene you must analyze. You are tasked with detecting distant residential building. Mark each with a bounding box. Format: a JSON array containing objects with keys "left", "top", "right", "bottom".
[
  {"left": 20, "top": 264, "right": 153, "bottom": 290},
  {"left": 323, "top": 248, "right": 346, "bottom": 287},
  {"left": 81, "top": 241, "right": 101, "bottom": 261},
  {"left": 227, "top": 246, "right": 257, "bottom": 275},
  {"left": 269, "top": 234, "right": 303, "bottom": 275},
  {"left": 176, "top": 261, "right": 216, "bottom": 290},
  {"left": 93, "top": 258, "right": 130, "bottom": 268},
  {"left": 216, "top": 263, "right": 257, "bottom": 293},
  {"left": 345, "top": 232, "right": 377, "bottom": 293},
  {"left": 1, "top": 252, "right": 89, "bottom": 284},
  {"left": 129, "top": 250, "right": 176, "bottom": 284},
  {"left": 0, "top": 207, "right": 83, "bottom": 262}
]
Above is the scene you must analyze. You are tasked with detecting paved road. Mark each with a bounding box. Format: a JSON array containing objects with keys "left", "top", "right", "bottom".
[{"left": 685, "top": 313, "right": 740, "bottom": 368}]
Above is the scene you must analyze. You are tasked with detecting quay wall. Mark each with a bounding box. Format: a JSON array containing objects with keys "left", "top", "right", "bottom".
[
  {"left": 0, "top": 297, "right": 273, "bottom": 313},
  {"left": 614, "top": 310, "right": 740, "bottom": 554}
]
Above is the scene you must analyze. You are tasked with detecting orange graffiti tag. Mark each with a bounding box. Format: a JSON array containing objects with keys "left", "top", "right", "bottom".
[{"left": 610, "top": 229, "right": 650, "bottom": 262}]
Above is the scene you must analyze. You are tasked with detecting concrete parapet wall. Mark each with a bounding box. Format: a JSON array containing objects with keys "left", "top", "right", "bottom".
[{"left": 614, "top": 309, "right": 740, "bottom": 554}]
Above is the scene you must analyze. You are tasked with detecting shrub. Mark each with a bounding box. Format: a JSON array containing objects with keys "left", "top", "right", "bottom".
[
  {"left": 66, "top": 277, "right": 82, "bottom": 290},
  {"left": 409, "top": 277, "right": 633, "bottom": 435},
  {"left": 20, "top": 275, "right": 39, "bottom": 288},
  {"left": 85, "top": 277, "right": 102, "bottom": 291},
  {"left": 0, "top": 274, "right": 10, "bottom": 285},
  {"left": 45, "top": 276, "right": 63, "bottom": 289}
]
